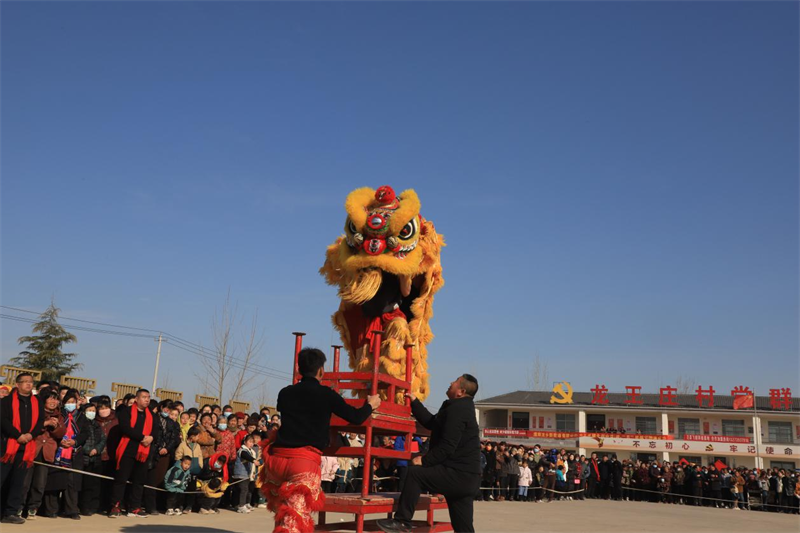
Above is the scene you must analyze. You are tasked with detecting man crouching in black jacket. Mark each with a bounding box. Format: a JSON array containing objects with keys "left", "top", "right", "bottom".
[{"left": 377, "top": 374, "right": 481, "bottom": 533}]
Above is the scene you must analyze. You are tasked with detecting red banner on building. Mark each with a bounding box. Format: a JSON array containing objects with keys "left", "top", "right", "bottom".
[
  {"left": 481, "top": 428, "right": 673, "bottom": 441},
  {"left": 682, "top": 434, "right": 751, "bottom": 444}
]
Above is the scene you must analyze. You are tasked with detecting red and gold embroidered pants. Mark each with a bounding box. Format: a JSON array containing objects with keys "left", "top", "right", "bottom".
[{"left": 261, "top": 446, "right": 325, "bottom": 533}]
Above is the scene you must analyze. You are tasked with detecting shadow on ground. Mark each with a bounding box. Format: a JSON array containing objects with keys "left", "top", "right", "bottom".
[{"left": 119, "top": 526, "right": 236, "bottom": 533}]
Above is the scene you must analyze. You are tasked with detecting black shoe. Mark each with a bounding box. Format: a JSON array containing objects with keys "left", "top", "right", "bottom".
[
  {"left": 1, "top": 516, "right": 25, "bottom": 524},
  {"left": 68, "top": 514, "right": 81, "bottom": 520},
  {"left": 376, "top": 518, "right": 412, "bottom": 533}
]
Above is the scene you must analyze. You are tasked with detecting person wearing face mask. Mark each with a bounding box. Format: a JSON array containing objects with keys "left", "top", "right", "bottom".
[
  {"left": 213, "top": 415, "right": 236, "bottom": 509},
  {"left": 142, "top": 400, "right": 181, "bottom": 515},
  {"left": 91, "top": 399, "right": 119, "bottom": 513},
  {"left": 41, "top": 389, "right": 86, "bottom": 520},
  {"left": 77, "top": 402, "right": 106, "bottom": 516},
  {"left": 198, "top": 451, "right": 229, "bottom": 514}
]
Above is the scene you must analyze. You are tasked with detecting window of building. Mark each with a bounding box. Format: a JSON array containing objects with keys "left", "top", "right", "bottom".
[
  {"left": 511, "top": 412, "right": 529, "bottom": 430},
  {"left": 586, "top": 414, "right": 605, "bottom": 431},
  {"left": 678, "top": 418, "right": 700, "bottom": 436},
  {"left": 769, "top": 461, "right": 796, "bottom": 470},
  {"left": 722, "top": 420, "right": 745, "bottom": 437},
  {"left": 631, "top": 453, "right": 657, "bottom": 463},
  {"left": 635, "top": 417, "right": 657, "bottom": 434},
  {"left": 768, "top": 421, "right": 793, "bottom": 443},
  {"left": 556, "top": 413, "right": 576, "bottom": 431}
]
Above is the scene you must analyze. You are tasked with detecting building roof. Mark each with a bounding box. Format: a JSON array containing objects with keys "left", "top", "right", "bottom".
[{"left": 476, "top": 390, "right": 799, "bottom": 412}]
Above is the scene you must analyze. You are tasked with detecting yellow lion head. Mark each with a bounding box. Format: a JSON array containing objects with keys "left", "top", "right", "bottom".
[{"left": 320, "top": 185, "right": 444, "bottom": 401}]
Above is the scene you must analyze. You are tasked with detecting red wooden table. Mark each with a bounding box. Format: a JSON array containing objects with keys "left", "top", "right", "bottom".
[
  {"left": 318, "top": 493, "right": 452, "bottom": 533},
  {"left": 289, "top": 331, "right": 451, "bottom": 533}
]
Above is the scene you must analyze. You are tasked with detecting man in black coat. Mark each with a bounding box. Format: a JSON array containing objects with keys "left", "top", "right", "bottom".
[
  {"left": 610, "top": 455, "right": 623, "bottom": 500},
  {"left": 109, "top": 388, "right": 161, "bottom": 518},
  {"left": 598, "top": 454, "right": 612, "bottom": 499},
  {"left": 377, "top": 374, "right": 481, "bottom": 533},
  {"left": 0, "top": 373, "right": 44, "bottom": 524}
]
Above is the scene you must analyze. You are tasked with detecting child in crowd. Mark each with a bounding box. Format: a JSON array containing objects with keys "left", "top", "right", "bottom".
[
  {"left": 555, "top": 465, "right": 567, "bottom": 498},
  {"left": 198, "top": 452, "right": 229, "bottom": 514},
  {"left": 233, "top": 434, "right": 258, "bottom": 513},
  {"left": 174, "top": 426, "right": 204, "bottom": 513},
  {"left": 164, "top": 456, "right": 193, "bottom": 515},
  {"left": 518, "top": 461, "right": 532, "bottom": 502},
  {"left": 198, "top": 478, "right": 229, "bottom": 514},
  {"left": 179, "top": 412, "right": 192, "bottom": 441}
]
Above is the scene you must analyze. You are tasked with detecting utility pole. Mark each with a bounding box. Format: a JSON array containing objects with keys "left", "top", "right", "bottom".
[{"left": 152, "top": 333, "right": 163, "bottom": 392}]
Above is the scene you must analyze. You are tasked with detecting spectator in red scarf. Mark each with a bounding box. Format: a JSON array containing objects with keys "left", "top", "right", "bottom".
[
  {"left": 24, "top": 389, "right": 65, "bottom": 520},
  {"left": 0, "top": 373, "right": 45, "bottom": 524},
  {"left": 143, "top": 400, "right": 182, "bottom": 515},
  {"left": 109, "top": 388, "right": 161, "bottom": 518}
]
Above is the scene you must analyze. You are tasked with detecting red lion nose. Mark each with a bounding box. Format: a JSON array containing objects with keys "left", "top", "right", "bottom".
[{"left": 363, "top": 238, "right": 386, "bottom": 256}]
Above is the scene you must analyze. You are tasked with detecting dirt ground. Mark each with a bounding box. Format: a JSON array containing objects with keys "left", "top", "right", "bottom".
[{"left": 10, "top": 499, "right": 800, "bottom": 533}]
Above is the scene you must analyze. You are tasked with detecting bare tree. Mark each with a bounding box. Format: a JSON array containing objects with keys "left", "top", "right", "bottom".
[
  {"left": 527, "top": 353, "right": 550, "bottom": 391},
  {"left": 252, "top": 379, "right": 273, "bottom": 410},
  {"left": 229, "top": 312, "right": 265, "bottom": 401},
  {"left": 159, "top": 370, "right": 173, "bottom": 391},
  {"left": 675, "top": 374, "right": 697, "bottom": 395},
  {"left": 194, "top": 290, "right": 265, "bottom": 403}
]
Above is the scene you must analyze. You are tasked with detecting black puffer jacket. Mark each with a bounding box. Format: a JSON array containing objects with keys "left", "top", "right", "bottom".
[{"left": 148, "top": 414, "right": 181, "bottom": 468}]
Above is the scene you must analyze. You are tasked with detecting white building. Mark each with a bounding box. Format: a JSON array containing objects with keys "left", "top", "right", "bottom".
[{"left": 475, "top": 389, "right": 800, "bottom": 469}]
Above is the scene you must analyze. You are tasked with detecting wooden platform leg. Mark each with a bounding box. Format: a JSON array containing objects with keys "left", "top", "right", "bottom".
[
  {"left": 356, "top": 512, "right": 365, "bottom": 533},
  {"left": 319, "top": 511, "right": 326, "bottom": 525},
  {"left": 427, "top": 507, "right": 434, "bottom": 527}
]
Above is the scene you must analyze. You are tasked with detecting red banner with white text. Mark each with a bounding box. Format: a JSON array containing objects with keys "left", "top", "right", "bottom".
[
  {"left": 682, "top": 434, "right": 751, "bottom": 444},
  {"left": 482, "top": 428, "right": 673, "bottom": 441}
]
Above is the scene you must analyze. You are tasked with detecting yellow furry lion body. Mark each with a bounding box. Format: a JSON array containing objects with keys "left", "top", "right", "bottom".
[{"left": 319, "top": 186, "right": 444, "bottom": 402}]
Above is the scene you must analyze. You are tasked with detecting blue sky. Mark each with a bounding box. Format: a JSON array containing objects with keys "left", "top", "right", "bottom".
[{"left": 2, "top": 1, "right": 798, "bottom": 406}]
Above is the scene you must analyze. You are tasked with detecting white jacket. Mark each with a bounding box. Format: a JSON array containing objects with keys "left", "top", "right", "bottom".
[{"left": 518, "top": 466, "right": 533, "bottom": 487}]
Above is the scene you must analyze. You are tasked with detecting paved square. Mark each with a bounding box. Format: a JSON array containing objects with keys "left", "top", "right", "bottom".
[{"left": 11, "top": 499, "right": 800, "bottom": 533}]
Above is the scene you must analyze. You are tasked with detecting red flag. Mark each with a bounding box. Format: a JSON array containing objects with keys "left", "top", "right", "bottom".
[
  {"left": 679, "top": 458, "right": 690, "bottom": 466},
  {"left": 733, "top": 394, "right": 754, "bottom": 410},
  {"left": 714, "top": 460, "right": 727, "bottom": 471}
]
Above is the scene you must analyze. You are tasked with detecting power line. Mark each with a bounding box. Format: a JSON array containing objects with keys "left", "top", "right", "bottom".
[
  {"left": 163, "top": 341, "right": 290, "bottom": 382},
  {"left": 1, "top": 305, "right": 161, "bottom": 333},
  {"left": 0, "top": 306, "right": 292, "bottom": 377},
  {"left": 0, "top": 314, "right": 155, "bottom": 339},
  {"left": 2, "top": 312, "right": 291, "bottom": 383}
]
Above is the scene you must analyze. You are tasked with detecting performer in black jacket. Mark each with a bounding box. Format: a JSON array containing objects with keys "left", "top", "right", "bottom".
[
  {"left": 378, "top": 374, "right": 481, "bottom": 533},
  {"left": 262, "top": 348, "right": 380, "bottom": 533}
]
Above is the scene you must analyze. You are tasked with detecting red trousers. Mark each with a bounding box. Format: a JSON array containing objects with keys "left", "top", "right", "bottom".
[{"left": 261, "top": 446, "right": 325, "bottom": 533}]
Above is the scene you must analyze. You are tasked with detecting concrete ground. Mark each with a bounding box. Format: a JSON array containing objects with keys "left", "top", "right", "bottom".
[{"left": 8, "top": 500, "right": 800, "bottom": 533}]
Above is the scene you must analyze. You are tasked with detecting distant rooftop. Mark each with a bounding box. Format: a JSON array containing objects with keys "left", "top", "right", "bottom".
[{"left": 476, "top": 390, "right": 799, "bottom": 412}]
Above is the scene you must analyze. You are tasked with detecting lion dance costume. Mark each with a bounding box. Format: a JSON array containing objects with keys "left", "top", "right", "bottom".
[
  {"left": 320, "top": 185, "right": 444, "bottom": 402},
  {"left": 260, "top": 186, "right": 443, "bottom": 533}
]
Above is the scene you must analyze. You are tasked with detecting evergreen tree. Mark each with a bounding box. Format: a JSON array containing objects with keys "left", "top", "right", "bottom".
[{"left": 12, "top": 302, "right": 81, "bottom": 381}]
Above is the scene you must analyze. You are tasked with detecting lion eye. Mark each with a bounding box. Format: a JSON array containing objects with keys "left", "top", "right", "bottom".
[
  {"left": 398, "top": 218, "right": 417, "bottom": 240},
  {"left": 347, "top": 220, "right": 358, "bottom": 234}
]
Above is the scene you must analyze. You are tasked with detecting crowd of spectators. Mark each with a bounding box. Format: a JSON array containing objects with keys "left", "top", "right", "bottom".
[
  {"left": 0, "top": 374, "right": 281, "bottom": 525},
  {"left": 477, "top": 441, "right": 800, "bottom": 514},
  {"left": 4, "top": 375, "right": 799, "bottom": 526}
]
